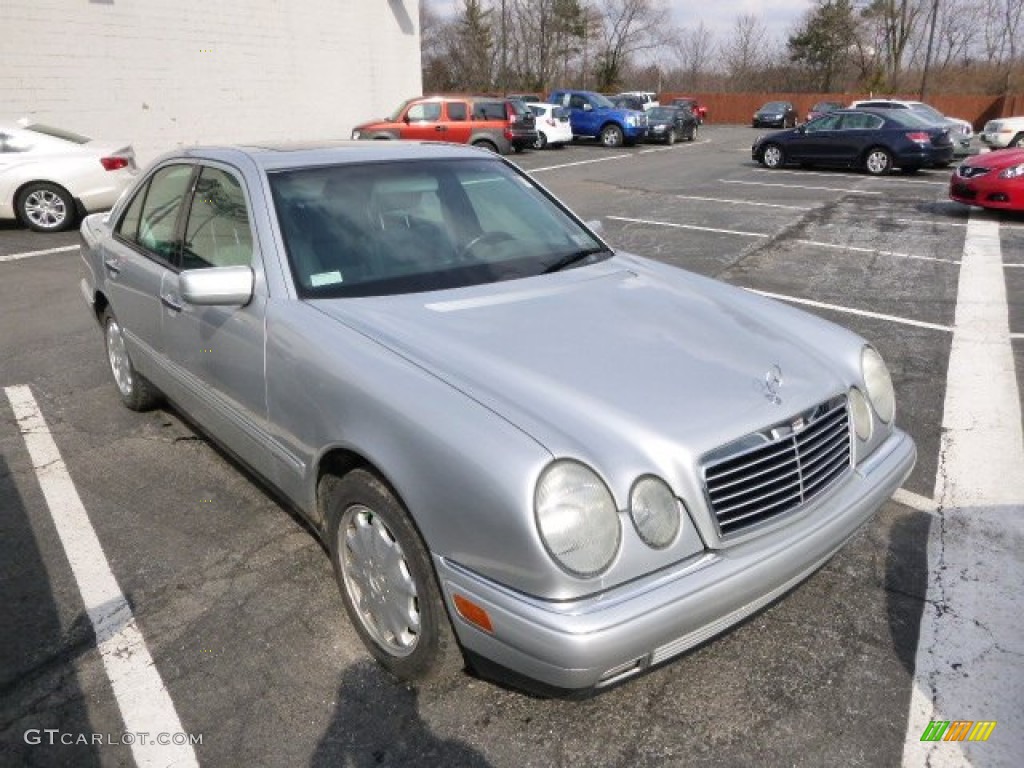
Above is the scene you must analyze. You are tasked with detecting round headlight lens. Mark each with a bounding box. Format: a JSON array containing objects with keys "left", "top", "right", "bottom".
[
  {"left": 862, "top": 347, "right": 895, "bottom": 423},
  {"left": 849, "top": 387, "right": 873, "bottom": 442},
  {"left": 535, "top": 461, "right": 620, "bottom": 578},
  {"left": 630, "top": 476, "right": 681, "bottom": 549}
]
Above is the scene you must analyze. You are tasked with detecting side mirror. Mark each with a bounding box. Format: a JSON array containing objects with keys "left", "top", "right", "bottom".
[
  {"left": 180, "top": 266, "right": 254, "bottom": 306},
  {"left": 583, "top": 103, "right": 593, "bottom": 112},
  {"left": 403, "top": 114, "right": 412, "bottom": 124},
  {"left": 797, "top": 125, "right": 807, "bottom": 134}
]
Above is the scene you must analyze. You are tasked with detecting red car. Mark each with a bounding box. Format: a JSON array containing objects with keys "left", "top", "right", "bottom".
[
  {"left": 949, "top": 148, "right": 1024, "bottom": 211},
  {"left": 670, "top": 97, "right": 707, "bottom": 124}
]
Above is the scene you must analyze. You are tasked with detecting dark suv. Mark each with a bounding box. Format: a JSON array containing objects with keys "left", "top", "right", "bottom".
[{"left": 353, "top": 96, "right": 536, "bottom": 154}]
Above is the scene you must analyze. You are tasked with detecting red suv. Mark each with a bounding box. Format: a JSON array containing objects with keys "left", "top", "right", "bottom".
[{"left": 352, "top": 96, "right": 536, "bottom": 154}]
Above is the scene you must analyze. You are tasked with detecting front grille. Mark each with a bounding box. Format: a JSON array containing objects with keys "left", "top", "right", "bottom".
[
  {"left": 957, "top": 165, "right": 990, "bottom": 179},
  {"left": 702, "top": 396, "right": 851, "bottom": 536}
]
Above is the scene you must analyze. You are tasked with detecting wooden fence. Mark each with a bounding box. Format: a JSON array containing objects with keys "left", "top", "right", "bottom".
[{"left": 661, "top": 92, "right": 1023, "bottom": 129}]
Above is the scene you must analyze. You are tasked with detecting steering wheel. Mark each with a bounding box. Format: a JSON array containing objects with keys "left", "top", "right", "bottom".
[{"left": 457, "top": 231, "right": 515, "bottom": 261}]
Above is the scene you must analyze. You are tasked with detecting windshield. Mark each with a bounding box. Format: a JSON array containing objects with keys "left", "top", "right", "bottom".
[
  {"left": 387, "top": 98, "right": 415, "bottom": 122},
  {"left": 269, "top": 158, "right": 609, "bottom": 298},
  {"left": 648, "top": 107, "right": 675, "bottom": 120},
  {"left": 761, "top": 102, "right": 788, "bottom": 111}
]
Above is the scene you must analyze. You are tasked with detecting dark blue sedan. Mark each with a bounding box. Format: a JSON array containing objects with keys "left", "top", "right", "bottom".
[{"left": 751, "top": 109, "right": 954, "bottom": 175}]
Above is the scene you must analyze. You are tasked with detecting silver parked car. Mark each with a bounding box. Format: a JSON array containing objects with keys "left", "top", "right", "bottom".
[{"left": 80, "top": 142, "right": 915, "bottom": 693}]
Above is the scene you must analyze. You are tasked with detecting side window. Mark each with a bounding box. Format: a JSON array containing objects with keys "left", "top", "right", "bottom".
[
  {"left": 181, "top": 166, "right": 254, "bottom": 270},
  {"left": 407, "top": 102, "right": 441, "bottom": 122},
  {"left": 473, "top": 101, "right": 504, "bottom": 120},
  {"left": 569, "top": 95, "right": 585, "bottom": 110},
  {"left": 811, "top": 114, "right": 843, "bottom": 131},
  {"left": 116, "top": 180, "right": 148, "bottom": 243},
  {"left": 130, "top": 164, "right": 194, "bottom": 260},
  {"left": 447, "top": 102, "right": 468, "bottom": 121}
]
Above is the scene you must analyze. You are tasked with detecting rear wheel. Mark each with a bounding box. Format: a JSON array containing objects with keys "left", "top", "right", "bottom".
[
  {"left": 688, "top": 124, "right": 698, "bottom": 141},
  {"left": 600, "top": 124, "right": 624, "bottom": 148},
  {"left": 472, "top": 139, "right": 499, "bottom": 154},
  {"left": 761, "top": 143, "right": 785, "bottom": 169},
  {"left": 324, "top": 469, "right": 464, "bottom": 684},
  {"left": 864, "top": 147, "right": 893, "bottom": 176},
  {"left": 1011, "top": 133, "right": 1024, "bottom": 148},
  {"left": 17, "top": 182, "right": 76, "bottom": 233},
  {"left": 101, "top": 307, "right": 161, "bottom": 411},
  {"left": 532, "top": 131, "right": 547, "bottom": 150}
]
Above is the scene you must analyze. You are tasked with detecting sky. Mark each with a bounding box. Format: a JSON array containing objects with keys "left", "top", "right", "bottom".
[{"left": 434, "top": 1, "right": 813, "bottom": 44}]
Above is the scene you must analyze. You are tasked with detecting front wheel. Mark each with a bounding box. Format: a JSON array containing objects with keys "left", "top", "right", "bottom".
[
  {"left": 666, "top": 129, "right": 676, "bottom": 145},
  {"left": 101, "top": 308, "right": 161, "bottom": 411},
  {"left": 1010, "top": 133, "right": 1024, "bottom": 148},
  {"left": 17, "top": 182, "right": 76, "bottom": 233},
  {"left": 600, "top": 124, "right": 624, "bottom": 148},
  {"left": 688, "top": 124, "right": 698, "bottom": 141},
  {"left": 864, "top": 147, "right": 893, "bottom": 176},
  {"left": 325, "top": 469, "right": 464, "bottom": 684},
  {"left": 761, "top": 143, "right": 785, "bottom": 169}
]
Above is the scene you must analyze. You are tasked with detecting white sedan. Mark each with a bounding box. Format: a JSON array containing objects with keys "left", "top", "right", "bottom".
[
  {"left": 0, "top": 120, "right": 138, "bottom": 232},
  {"left": 526, "top": 103, "right": 573, "bottom": 149}
]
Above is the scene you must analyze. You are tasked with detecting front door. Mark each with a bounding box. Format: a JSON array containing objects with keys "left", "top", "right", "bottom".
[
  {"left": 400, "top": 101, "right": 448, "bottom": 142},
  {"left": 159, "top": 163, "right": 273, "bottom": 479}
]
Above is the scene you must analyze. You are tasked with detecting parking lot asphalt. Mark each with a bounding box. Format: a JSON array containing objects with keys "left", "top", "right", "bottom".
[{"left": 1, "top": 126, "right": 1021, "bottom": 767}]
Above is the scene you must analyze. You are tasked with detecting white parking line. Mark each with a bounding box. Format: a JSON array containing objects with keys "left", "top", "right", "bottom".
[
  {"left": 0, "top": 244, "right": 78, "bottom": 263},
  {"left": 793, "top": 239, "right": 961, "bottom": 265},
  {"left": 754, "top": 168, "right": 948, "bottom": 187},
  {"left": 606, "top": 215, "right": 768, "bottom": 238},
  {"left": 673, "top": 194, "right": 813, "bottom": 211},
  {"left": 747, "top": 289, "right": 953, "bottom": 332},
  {"left": 4, "top": 385, "right": 199, "bottom": 768},
  {"left": 720, "top": 179, "right": 883, "bottom": 195},
  {"left": 530, "top": 154, "right": 631, "bottom": 173},
  {"left": 892, "top": 488, "right": 939, "bottom": 516},
  {"left": 638, "top": 139, "right": 711, "bottom": 154},
  {"left": 894, "top": 218, "right": 968, "bottom": 228},
  {"left": 904, "top": 212, "right": 1024, "bottom": 767}
]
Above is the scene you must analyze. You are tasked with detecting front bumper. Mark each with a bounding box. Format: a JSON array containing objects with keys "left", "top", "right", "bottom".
[
  {"left": 950, "top": 176, "right": 1023, "bottom": 210},
  {"left": 438, "top": 429, "right": 916, "bottom": 692}
]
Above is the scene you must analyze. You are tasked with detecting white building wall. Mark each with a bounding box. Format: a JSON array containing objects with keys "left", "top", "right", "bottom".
[{"left": 0, "top": 0, "right": 422, "bottom": 162}]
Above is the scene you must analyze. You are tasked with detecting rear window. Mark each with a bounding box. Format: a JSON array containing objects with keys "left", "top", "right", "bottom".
[
  {"left": 473, "top": 101, "right": 506, "bottom": 120},
  {"left": 24, "top": 123, "right": 91, "bottom": 144}
]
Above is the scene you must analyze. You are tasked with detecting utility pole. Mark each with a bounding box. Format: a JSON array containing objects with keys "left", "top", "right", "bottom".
[
  {"left": 919, "top": 0, "right": 940, "bottom": 100},
  {"left": 501, "top": 0, "right": 507, "bottom": 94}
]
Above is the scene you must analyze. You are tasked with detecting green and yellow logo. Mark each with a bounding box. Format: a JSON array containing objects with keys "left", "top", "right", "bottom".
[{"left": 920, "top": 720, "right": 997, "bottom": 742}]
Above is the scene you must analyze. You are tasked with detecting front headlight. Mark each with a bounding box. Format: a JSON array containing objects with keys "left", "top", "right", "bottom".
[
  {"left": 630, "top": 476, "right": 681, "bottom": 549},
  {"left": 535, "top": 461, "right": 620, "bottom": 577},
  {"left": 351, "top": 130, "right": 361, "bottom": 140},
  {"left": 862, "top": 346, "right": 895, "bottom": 424},
  {"left": 999, "top": 163, "right": 1024, "bottom": 179},
  {"left": 849, "top": 387, "right": 873, "bottom": 442}
]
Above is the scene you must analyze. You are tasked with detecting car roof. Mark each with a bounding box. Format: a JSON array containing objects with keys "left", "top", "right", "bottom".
[{"left": 166, "top": 141, "right": 495, "bottom": 172}]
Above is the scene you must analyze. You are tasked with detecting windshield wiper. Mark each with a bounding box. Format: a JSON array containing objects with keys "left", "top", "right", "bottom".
[{"left": 542, "top": 246, "right": 609, "bottom": 274}]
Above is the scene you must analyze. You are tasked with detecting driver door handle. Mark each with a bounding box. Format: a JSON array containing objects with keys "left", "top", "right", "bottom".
[
  {"left": 103, "top": 256, "right": 122, "bottom": 275},
  {"left": 160, "top": 292, "right": 183, "bottom": 312}
]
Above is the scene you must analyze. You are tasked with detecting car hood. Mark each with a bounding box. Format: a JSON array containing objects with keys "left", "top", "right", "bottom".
[
  {"left": 962, "top": 147, "right": 1024, "bottom": 170},
  {"left": 309, "top": 255, "right": 857, "bottom": 478}
]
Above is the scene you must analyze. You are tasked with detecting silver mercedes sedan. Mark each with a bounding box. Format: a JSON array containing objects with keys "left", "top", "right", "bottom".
[{"left": 79, "top": 141, "right": 915, "bottom": 694}]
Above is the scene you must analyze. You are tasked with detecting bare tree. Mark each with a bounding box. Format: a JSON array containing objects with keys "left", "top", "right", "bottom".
[
  {"left": 673, "top": 22, "right": 715, "bottom": 90},
  {"left": 720, "top": 14, "right": 770, "bottom": 89},
  {"left": 592, "top": 0, "right": 671, "bottom": 90}
]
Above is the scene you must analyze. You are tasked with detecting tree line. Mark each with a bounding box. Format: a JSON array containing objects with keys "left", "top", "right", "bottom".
[{"left": 421, "top": 0, "right": 1023, "bottom": 96}]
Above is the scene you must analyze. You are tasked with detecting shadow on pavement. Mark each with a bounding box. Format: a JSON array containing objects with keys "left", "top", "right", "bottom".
[
  {"left": 311, "top": 661, "right": 491, "bottom": 768},
  {"left": 0, "top": 455, "right": 101, "bottom": 767}
]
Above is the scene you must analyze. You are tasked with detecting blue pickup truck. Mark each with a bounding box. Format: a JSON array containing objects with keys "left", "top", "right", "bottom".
[{"left": 549, "top": 89, "right": 648, "bottom": 147}]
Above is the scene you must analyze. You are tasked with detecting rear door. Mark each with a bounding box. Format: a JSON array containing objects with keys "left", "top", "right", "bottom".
[
  {"left": 834, "top": 112, "right": 885, "bottom": 162},
  {"left": 443, "top": 101, "right": 472, "bottom": 144},
  {"left": 101, "top": 162, "right": 196, "bottom": 389}
]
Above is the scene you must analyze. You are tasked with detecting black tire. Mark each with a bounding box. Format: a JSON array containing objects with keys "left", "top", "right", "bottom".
[
  {"left": 532, "top": 131, "right": 547, "bottom": 150},
  {"left": 864, "top": 147, "right": 893, "bottom": 176},
  {"left": 324, "top": 468, "right": 464, "bottom": 684},
  {"left": 1011, "top": 133, "right": 1024, "bottom": 148},
  {"left": 101, "top": 307, "right": 161, "bottom": 411},
  {"left": 666, "top": 129, "right": 676, "bottom": 145},
  {"left": 599, "top": 123, "right": 624, "bottom": 148},
  {"left": 471, "top": 139, "right": 499, "bottom": 154},
  {"left": 761, "top": 143, "right": 785, "bottom": 169},
  {"left": 17, "top": 182, "right": 76, "bottom": 233},
  {"left": 688, "top": 124, "right": 698, "bottom": 141}
]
